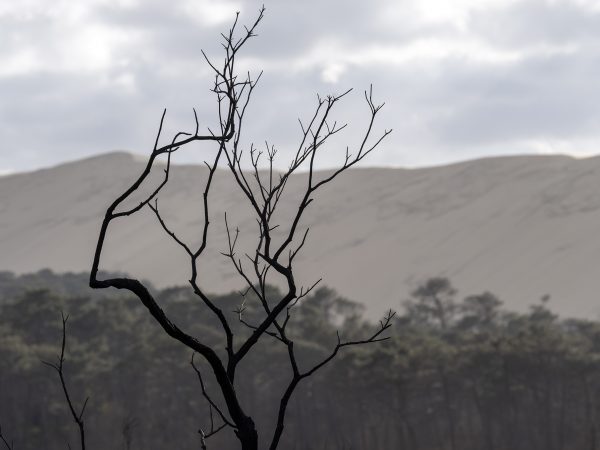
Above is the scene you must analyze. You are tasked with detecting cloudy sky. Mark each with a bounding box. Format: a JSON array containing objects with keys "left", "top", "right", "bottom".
[{"left": 1, "top": 0, "right": 599, "bottom": 174}]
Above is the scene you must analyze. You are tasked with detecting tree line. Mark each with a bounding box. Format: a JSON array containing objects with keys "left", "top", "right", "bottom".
[{"left": 1, "top": 270, "right": 599, "bottom": 450}]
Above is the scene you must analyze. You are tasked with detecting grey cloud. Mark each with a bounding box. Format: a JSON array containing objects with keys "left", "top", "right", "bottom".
[
  {"left": 1, "top": 0, "right": 600, "bottom": 173},
  {"left": 426, "top": 51, "right": 600, "bottom": 147},
  {"left": 471, "top": 0, "right": 600, "bottom": 47},
  {"left": 0, "top": 73, "right": 147, "bottom": 170},
  {"left": 94, "top": 0, "right": 441, "bottom": 65}
]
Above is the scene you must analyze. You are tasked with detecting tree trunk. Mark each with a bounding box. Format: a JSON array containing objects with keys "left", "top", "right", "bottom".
[{"left": 236, "top": 417, "right": 258, "bottom": 450}]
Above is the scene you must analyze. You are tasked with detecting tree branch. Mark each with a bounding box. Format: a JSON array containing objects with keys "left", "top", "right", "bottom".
[
  {"left": 268, "top": 309, "right": 396, "bottom": 450},
  {"left": 191, "top": 353, "right": 235, "bottom": 430},
  {"left": 0, "top": 425, "right": 14, "bottom": 450}
]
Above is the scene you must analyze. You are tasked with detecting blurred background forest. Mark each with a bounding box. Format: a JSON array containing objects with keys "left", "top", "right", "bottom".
[{"left": 1, "top": 270, "right": 599, "bottom": 450}]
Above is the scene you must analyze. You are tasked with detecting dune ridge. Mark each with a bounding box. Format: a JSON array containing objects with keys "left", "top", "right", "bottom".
[{"left": 2, "top": 151, "right": 600, "bottom": 319}]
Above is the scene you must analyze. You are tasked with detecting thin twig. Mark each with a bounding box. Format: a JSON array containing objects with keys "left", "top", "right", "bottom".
[{"left": 191, "top": 353, "right": 235, "bottom": 430}]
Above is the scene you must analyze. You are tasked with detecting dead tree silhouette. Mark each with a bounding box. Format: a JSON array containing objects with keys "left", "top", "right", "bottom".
[
  {"left": 42, "top": 313, "right": 88, "bottom": 450},
  {"left": 89, "top": 7, "right": 393, "bottom": 450}
]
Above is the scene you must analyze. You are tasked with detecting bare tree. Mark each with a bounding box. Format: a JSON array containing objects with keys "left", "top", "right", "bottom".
[
  {"left": 42, "top": 313, "right": 88, "bottom": 450},
  {"left": 89, "top": 7, "right": 393, "bottom": 450}
]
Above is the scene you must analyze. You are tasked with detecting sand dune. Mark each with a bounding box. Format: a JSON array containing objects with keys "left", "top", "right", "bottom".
[{"left": 2, "top": 151, "right": 600, "bottom": 319}]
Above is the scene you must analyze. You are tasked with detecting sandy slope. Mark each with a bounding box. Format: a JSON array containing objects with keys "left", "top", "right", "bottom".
[{"left": 2, "top": 151, "right": 600, "bottom": 319}]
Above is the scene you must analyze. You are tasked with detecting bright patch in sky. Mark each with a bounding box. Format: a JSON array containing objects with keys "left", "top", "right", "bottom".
[
  {"left": 414, "top": 0, "right": 520, "bottom": 27},
  {"left": 181, "top": 0, "right": 242, "bottom": 26}
]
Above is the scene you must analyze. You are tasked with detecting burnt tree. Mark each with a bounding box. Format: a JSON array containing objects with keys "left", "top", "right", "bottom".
[
  {"left": 42, "top": 313, "right": 88, "bottom": 450},
  {"left": 89, "top": 7, "right": 393, "bottom": 450}
]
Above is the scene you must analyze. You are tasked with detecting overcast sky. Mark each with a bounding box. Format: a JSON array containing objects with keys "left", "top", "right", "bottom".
[{"left": 1, "top": 0, "right": 599, "bottom": 174}]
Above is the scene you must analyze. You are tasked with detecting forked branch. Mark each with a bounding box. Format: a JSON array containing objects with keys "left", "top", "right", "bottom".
[
  {"left": 42, "top": 313, "right": 88, "bottom": 450},
  {"left": 267, "top": 309, "right": 396, "bottom": 450},
  {"left": 191, "top": 353, "right": 235, "bottom": 431},
  {"left": 303, "top": 309, "right": 396, "bottom": 378}
]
